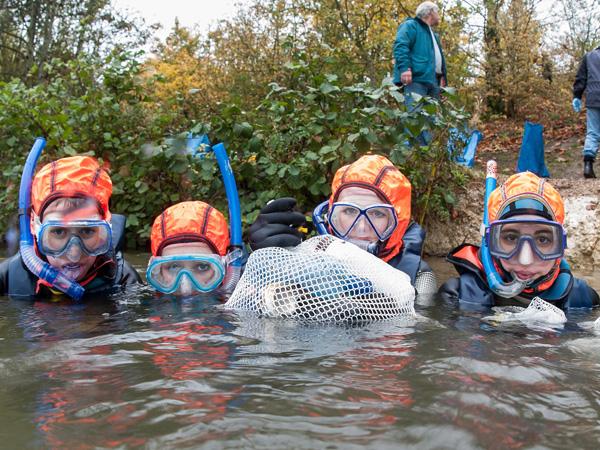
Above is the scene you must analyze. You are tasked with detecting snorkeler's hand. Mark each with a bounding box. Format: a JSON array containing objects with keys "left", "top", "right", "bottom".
[{"left": 248, "top": 197, "right": 306, "bottom": 251}]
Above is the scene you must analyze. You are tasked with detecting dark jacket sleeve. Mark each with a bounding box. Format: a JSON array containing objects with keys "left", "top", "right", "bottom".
[
  {"left": 0, "top": 258, "right": 9, "bottom": 295},
  {"left": 583, "top": 283, "right": 599, "bottom": 307},
  {"left": 120, "top": 259, "right": 143, "bottom": 286},
  {"left": 564, "top": 278, "right": 599, "bottom": 309},
  {"left": 573, "top": 54, "right": 588, "bottom": 99},
  {"left": 393, "top": 21, "right": 416, "bottom": 75},
  {"left": 439, "top": 276, "right": 460, "bottom": 299},
  {"left": 438, "top": 273, "right": 495, "bottom": 311},
  {"left": 587, "top": 284, "right": 600, "bottom": 307}
]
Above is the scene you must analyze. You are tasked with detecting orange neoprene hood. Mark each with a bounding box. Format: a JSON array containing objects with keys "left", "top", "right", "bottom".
[
  {"left": 31, "top": 156, "right": 113, "bottom": 221},
  {"left": 150, "top": 201, "right": 230, "bottom": 256},
  {"left": 329, "top": 154, "right": 412, "bottom": 261},
  {"left": 487, "top": 172, "right": 564, "bottom": 224}
]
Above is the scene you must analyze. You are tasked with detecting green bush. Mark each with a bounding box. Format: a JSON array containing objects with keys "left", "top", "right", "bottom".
[
  {"left": 0, "top": 48, "right": 470, "bottom": 249},
  {"left": 199, "top": 48, "right": 470, "bottom": 227}
]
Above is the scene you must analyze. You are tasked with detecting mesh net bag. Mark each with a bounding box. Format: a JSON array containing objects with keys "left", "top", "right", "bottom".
[
  {"left": 482, "top": 296, "right": 567, "bottom": 325},
  {"left": 224, "top": 235, "right": 416, "bottom": 323},
  {"left": 415, "top": 270, "right": 438, "bottom": 295}
]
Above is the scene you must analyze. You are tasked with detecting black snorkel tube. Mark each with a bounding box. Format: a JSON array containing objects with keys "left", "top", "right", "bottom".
[
  {"left": 480, "top": 160, "right": 527, "bottom": 298},
  {"left": 18, "top": 138, "right": 85, "bottom": 300}
]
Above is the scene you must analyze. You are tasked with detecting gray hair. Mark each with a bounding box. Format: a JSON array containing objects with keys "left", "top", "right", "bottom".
[{"left": 416, "top": 1, "right": 439, "bottom": 19}]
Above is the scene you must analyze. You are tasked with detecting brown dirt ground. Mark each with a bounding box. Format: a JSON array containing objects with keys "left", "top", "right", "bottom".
[{"left": 472, "top": 121, "right": 600, "bottom": 198}]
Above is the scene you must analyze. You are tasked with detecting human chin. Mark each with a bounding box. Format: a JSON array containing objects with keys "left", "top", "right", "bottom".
[{"left": 47, "top": 254, "right": 97, "bottom": 281}]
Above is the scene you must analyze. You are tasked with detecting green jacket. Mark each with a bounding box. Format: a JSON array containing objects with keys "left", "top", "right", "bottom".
[{"left": 393, "top": 17, "right": 447, "bottom": 86}]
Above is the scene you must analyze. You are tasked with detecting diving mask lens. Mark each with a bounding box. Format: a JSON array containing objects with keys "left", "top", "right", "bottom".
[
  {"left": 328, "top": 202, "right": 397, "bottom": 241},
  {"left": 487, "top": 219, "right": 566, "bottom": 261},
  {"left": 37, "top": 220, "right": 112, "bottom": 257},
  {"left": 146, "top": 254, "right": 226, "bottom": 294}
]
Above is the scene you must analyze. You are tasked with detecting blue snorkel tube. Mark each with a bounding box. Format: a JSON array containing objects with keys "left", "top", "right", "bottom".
[
  {"left": 312, "top": 200, "right": 330, "bottom": 236},
  {"left": 18, "top": 138, "right": 85, "bottom": 300},
  {"left": 194, "top": 140, "right": 243, "bottom": 293},
  {"left": 480, "top": 160, "right": 527, "bottom": 298}
]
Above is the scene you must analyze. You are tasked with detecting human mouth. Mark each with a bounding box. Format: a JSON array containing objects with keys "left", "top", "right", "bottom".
[
  {"left": 60, "top": 263, "right": 83, "bottom": 280},
  {"left": 514, "top": 271, "right": 536, "bottom": 281}
]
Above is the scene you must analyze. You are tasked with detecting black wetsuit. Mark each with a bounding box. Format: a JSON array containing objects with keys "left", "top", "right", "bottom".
[{"left": 439, "top": 243, "right": 599, "bottom": 310}]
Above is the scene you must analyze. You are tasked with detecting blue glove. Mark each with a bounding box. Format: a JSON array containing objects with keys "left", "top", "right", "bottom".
[{"left": 572, "top": 98, "right": 582, "bottom": 113}]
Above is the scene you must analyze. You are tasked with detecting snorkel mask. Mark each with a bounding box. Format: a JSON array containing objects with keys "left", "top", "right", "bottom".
[
  {"left": 33, "top": 218, "right": 113, "bottom": 260},
  {"left": 312, "top": 200, "right": 395, "bottom": 255},
  {"left": 313, "top": 154, "right": 411, "bottom": 260},
  {"left": 147, "top": 249, "right": 243, "bottom": 295},
  {"left": 485, "top": 217, "right": 566, "bottom": 262},
  {"left": 480, "top": 161, "right": 528, "bottom": 297}
]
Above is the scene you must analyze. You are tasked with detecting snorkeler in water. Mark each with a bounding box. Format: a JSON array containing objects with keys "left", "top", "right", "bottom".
[
  {"left": 248, "top": 154, "right": 436, "bottom": 295},
  {"left": 439, "top": 169, "right": 599, "bottom": 310},
  {"left": 146, "top": 201, "right": 243, "bottom": 297},
  {"left": 0, "top": 139, "right": 141, "bottom": 299}
]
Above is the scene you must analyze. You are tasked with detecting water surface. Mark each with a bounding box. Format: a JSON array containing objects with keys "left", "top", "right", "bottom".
[{"left": 1, "top": 255, "right": 599, "bottom": 449}]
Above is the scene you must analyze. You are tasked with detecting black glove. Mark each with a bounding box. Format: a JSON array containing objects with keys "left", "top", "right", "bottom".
[{"left": 248, "top": 197, "right": 306, "bottom": 250}]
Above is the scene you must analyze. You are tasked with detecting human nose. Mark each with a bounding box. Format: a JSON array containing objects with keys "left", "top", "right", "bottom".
[
  {"left": 517, "top": 240, "right": 534, "bottom": 265},
  {"left": 353, "top": 215, "right": 370, "bottom": 235},
  {"left": 65, "top": 240, "right": 82, "bottom": 262},
  {"left": 178, "top": 275, "right": 193, "bottom": 296}
]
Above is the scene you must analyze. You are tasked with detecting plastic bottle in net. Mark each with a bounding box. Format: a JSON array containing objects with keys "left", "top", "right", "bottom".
[{"left": 224, "top": 235, "right": 416, "bottom": 323}]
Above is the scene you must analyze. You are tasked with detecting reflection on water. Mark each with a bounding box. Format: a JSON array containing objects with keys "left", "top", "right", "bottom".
[{"left": 0, "top": 256, "right": 599, "bottom": 448}]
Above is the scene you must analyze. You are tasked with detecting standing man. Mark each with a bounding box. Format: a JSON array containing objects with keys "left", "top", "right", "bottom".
[
  {"left": 573, "top": 46, "right": 600, "bottom": 179},
  {"left": 393, "top": 1, "right": 447, "bottom": 101}
]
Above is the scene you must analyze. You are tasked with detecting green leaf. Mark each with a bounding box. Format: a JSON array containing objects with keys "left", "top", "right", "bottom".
[
  {"left": 265, "top": 164, "right": 277, "bottom": 176},
  {"left": 390, "top": 90, "right": 404, "bottom": 103},
  {"left": 63, "top": 146, "right": 77, "bottom": 156},
  {"left": 444, "top": 192, "right": 456, "bottom": 205},
  {"left": 138, "top": 182, "right": 149, "bottom": 194},
  {"left": 341, "top": 143, "right": 355, "bottom": 159},
  {"left": 319, "top": 82, "right": 340, "bottom": 95},
  {"left": 248, "top": 136, "right": 262, "bottom": 152},
  {"left": 128, "top": 214, "right": 139, "bottom": 227},
  {"left": 348, "top": 132, "right": 360, "bottom": 143},
  {"left": 171, "top": 159, "right": 189, "bottom": 174},
  {"left": 362, "top": 106, "right": 379, "bottom": 115},
  {"left": 233, "top": 121, "right": 253, "bottom": 138}
]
